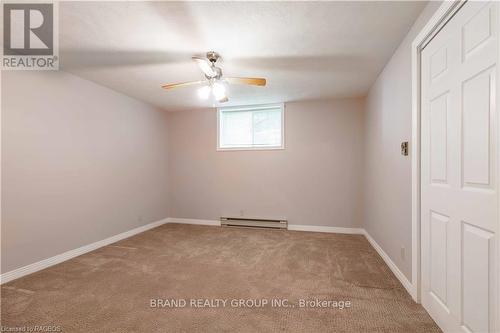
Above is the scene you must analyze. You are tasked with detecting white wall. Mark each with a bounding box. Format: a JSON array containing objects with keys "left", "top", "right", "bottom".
[
  {"left": 362, "top": 2, "right": 441, "bottom": 280},
  {"left": 167, "top": 99, "right": 364, "bottom": 228},
  {"left": 1, "top": 71, "right": 170, "bottom": 273}
]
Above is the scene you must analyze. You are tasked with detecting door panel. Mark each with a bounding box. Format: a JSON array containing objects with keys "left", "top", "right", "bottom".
[
  {"left": 462, "top": 67, "right": 494, "bottom": 188},
  {"left": 430, "top": 211, "right": 449, "bottom": 305},
  {"left": 462, "top": 222, "right": 494, "bottom": 333},
  {"left": 421, "top": 1, "right": 498, "bottom": 332},
  {"left": 430, "top": 92, "right": 449, "bottom": 184},
  {"left": 431, "top": 47, "right": 449, "bottom": 79}
]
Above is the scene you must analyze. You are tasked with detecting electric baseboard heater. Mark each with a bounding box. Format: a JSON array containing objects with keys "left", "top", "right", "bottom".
[{"left": 220, "top": 217, "right": 288, "bottom": 230}]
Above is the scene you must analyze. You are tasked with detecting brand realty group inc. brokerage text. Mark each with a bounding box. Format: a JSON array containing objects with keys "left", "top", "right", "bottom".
[{"left": 150, "top": 298, "right": 352, "bottom": 310}]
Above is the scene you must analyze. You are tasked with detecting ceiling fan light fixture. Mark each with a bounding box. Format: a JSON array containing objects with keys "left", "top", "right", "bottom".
[
  {"left": 197, "top": 85, "right": 211, "bottom": 99},
  {"left": 212, "top": 82, "right": 226, "bottom": 101}
]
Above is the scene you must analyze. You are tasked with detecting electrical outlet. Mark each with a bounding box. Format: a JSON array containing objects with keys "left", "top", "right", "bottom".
[{"left": 400, "top": 246, "right": 406, "bottom": 261}]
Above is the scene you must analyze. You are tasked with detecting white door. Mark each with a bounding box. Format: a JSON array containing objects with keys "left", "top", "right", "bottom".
[{"left": 421, "top": 1, "right": 499, "bottom": 332}]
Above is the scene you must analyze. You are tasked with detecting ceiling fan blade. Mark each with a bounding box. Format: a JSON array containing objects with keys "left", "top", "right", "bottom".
[
  {"left": 225, "top": 77, "right": 266, "bottom": 86},
  {"left": 161, "top": 80, "right": 203, "bottom": 90},
  {"left": 192, "top": 56, "right": 216, "bottom": 77}
]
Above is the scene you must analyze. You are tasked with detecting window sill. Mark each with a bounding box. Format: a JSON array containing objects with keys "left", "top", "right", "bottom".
[{"left": 217, "top": 146, "right": 285, "bottom": 152}]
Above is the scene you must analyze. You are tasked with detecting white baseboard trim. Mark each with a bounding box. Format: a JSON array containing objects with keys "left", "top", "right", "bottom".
[
  {"left": 166, "top": 217, "right": 220, "bottom": 226},
  {"left": 0, "top": 218, "right": 168, "bottom": 285},
  {"left": 288, "top": 224, "right": 364, "bottom": 234},
  {"left": 362, "top": 230, "right": 416, "bottom": 300}
]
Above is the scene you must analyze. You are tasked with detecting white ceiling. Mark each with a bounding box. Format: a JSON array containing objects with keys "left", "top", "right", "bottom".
[{"left": 60, "top": 1, "right": 426, "bottom": 110}]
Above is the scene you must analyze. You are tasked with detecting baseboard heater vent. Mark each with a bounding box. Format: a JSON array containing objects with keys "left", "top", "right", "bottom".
[{"left": 220, "top": 217, "right": 287, "bottom": 230}]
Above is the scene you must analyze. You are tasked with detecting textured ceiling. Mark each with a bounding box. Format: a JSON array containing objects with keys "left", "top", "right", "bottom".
[{"left": 59, "top": 1, "right": 426, "bottom": 110}]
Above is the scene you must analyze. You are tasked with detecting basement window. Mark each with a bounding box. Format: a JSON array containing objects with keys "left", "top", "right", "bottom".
[{"left": 217, "top": 103, "right": 284, "bottom": 151}]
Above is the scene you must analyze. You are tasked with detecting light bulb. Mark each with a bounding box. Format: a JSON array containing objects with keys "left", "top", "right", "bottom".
[
  {"left": 212, "top": 82, "right": 226, "bottom": 101},
  {"left": 197, "top": 85, "right": 210, "bottom": 100}
]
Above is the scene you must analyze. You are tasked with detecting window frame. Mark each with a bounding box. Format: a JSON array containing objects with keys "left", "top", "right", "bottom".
[{"left": 217, "top": 103, "right": 285, "bottom": 151}]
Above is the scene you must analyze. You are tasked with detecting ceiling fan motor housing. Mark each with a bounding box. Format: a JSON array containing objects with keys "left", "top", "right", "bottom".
[
  {"left": 203, "top": 52, "right": 222, "bottom": 79},
  {"left": 207, "top": 51, "right": 220, "bottom": 63}
]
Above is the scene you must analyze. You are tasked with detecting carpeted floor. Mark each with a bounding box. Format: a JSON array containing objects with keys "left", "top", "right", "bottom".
[{"left": 1, "top": 223, "right": 440, "bottom": 332}]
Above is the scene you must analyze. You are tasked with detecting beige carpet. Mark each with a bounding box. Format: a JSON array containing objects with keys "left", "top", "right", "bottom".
[{"left": 1, "top": 223, "right": 440, "bottom": 332}]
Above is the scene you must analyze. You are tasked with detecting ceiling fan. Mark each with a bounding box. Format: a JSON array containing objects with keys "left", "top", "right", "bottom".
[{"left": 161, "top": 51, "right": 266, "bottom": 103}]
